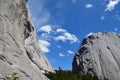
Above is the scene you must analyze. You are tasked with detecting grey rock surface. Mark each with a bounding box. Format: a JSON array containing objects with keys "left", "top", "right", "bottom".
[
  {"left": 72, "top": 32, "right": 120, "bottom": 80},
  {"left": 0, "top": 0, "right": 53, "bottom": 80}
]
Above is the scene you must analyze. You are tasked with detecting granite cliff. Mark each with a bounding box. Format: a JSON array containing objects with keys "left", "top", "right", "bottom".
[
  {"left": 72, "top": 32, "right": 120, "bottom": 80},
  {"left": 0, "top": 0, "right": 53, "bottom": 80}
]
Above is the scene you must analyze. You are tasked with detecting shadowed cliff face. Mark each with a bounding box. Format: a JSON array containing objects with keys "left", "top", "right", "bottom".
[
  {"left": 72, "top": 32, "right": 120, "bottom": 80},
  {"left": 0, "top": 0, "right": 53, "bottom": 80}
]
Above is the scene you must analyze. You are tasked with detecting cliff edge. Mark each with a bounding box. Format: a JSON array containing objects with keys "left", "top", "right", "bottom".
[
  {"left": 0, "top": 0, "right": 53, "bottom": 80},
  {"left": 73, "top": 32, "right": 120, "bottom": 80}
]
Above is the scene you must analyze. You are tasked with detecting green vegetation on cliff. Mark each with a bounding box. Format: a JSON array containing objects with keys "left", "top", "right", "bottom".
[
  {"left": 2, "top": 73, "right": 19, "bottom": 80},
  {"left": 44, "top": 68, "right": 108, "bottom": 80}
]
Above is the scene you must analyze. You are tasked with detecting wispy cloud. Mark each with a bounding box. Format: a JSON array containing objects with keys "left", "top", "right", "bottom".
[
  {"left": 39, "top": 25, "right": 52, "bottom": 34},
  {"left": 59, "top": 53, "right": 65, "bottom": 57},
  {"left": 101, "top": 16, "right": 105, "bottom": 20},
  {"left": 114, "top": 14, "right": 120, "bottom": 20},
  {"left": 114, "top": 28, "right": 118, "bottom": 31},
  {"left": 37, "top": 11, "right": 50, "bottom": 26},
  {"left": 64, "top": 32, "right": 79, "bottom": 43},
  {"left": 28, "top": 0, "right": 51, "bottom": 30},
  {"left": 38, "top": 26, "right": 79, "bottom": 53},
  {"left": 56, "top": 28, "right": 67, "bottom": 33},
  {"left": 38, "top": 25, "right": 79, "bottom": 45},
  {"left": 54, "top": 36, "right": 66, "bottom": 42},
  {"left": 72, "top": 0, "right": 77, "bottom": 3},
  {"left": 85, "top": 4, "right": 93, "bottom": 8},
  {"left": 40, "top": 33, "right": 53, "bottom": 41},
  {"left": 57, "top": 45, "right": 61, "bottom": 49},
  {"left": 67, "top": 50, "right": 74, "bottom": 54},
  {"left": 105, "top": 0, "right": 120, "bottom": 11},
  {"left": 39, "top": 40, "right": 50, "bottom": 53}
]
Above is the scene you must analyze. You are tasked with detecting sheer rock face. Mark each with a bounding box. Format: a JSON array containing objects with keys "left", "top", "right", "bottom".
[
  {"left": 72, "top": 32, "right": 120, "bottom": 80},
  {"left": 0, "top": 0, "right": 53, "bottom": 80}
]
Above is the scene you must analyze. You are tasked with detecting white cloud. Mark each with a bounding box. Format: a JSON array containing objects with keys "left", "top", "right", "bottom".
[
  {"left": 38, "top": 28, "right": 79, "bottom": 53},
  {"left": 67, "top": 50, "right": 74, "bottom": 54},
  {"left": 105, "top": 0, "right": 120, "bottom": 11},
  {"left": 39, "top": 25, "right": 52, "bottom": 34},
  {"left": 114, "top": 28, "right": 118, "bottom": 31},
  {"left": 59, "top": 53, "right": 65, "bottom": 57},
  {"left": 54, "top": 33, "right": 79, "bottom": 43},
  {"left": 54, "top": 36, "right": 66, "bottom": 42},
  {"left": 55, "top": 28, "right": 79, "bottom": 44},
  {"left": 39, "top": 27, "right": 79, "bottom": 52},
  {"left": 63, "top": 32, "right": 79, "bottom": 44},
  {"left": 39, "top": 40, "right": 50, "bottom": 53},
  {"left": 56, "top": 28, "right": 67, "bottom": 33},
  {"left": 85, "top": 4, "right": 93, "bottom": 8},
  {"left": 40, "top": 33, "right": 51, "bottom": 40}
]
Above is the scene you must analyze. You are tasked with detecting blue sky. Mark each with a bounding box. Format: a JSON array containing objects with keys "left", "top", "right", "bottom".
[{"left": 27, "top": 0, "right": 120, "bottom": 70}]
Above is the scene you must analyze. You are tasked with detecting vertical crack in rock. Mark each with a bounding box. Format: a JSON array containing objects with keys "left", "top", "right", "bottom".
[{"left": 18, "top": 69, "right": 32, "bottom": 80}]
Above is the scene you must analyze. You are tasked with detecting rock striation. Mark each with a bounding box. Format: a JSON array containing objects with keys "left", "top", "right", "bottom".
[
  {"left": 72, "top": 32, "right": 120, "bottom": 80},
  {"left": 0, "top": 0, "right": 53, "bottom": 80}
]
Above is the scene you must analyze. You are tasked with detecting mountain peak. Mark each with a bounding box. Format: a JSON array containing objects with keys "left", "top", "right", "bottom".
[{"left": 73, "top": 32, "right": 120, "bottom": 80}]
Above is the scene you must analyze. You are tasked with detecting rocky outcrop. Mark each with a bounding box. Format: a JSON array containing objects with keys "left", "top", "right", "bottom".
[
  {"left": 0, "top": 0, "right": 53, "bottom": 80},
  {"left": 72, "top": 32, "right": 120, "bottom": 80}
]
